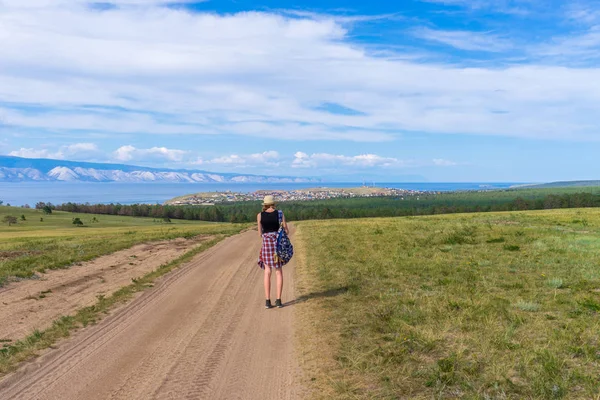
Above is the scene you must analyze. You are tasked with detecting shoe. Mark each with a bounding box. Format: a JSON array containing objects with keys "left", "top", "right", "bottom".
[
  {"left": 275, "top": 299, "right": 283, "bottom": 308},
  {"left": 265, "top": 300, "right": 273, "bottom": 309}
]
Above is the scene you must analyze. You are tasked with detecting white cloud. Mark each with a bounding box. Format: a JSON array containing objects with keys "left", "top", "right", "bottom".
[
  {"left": 7, "top": 144, "right": 279, "bottom": 168},
  {"left": 0, "top": 0, "right": 205, "bottom": 8},
  {"left": 203, "top": 155, "right": 246, "bottom": 165},
  {"left": 413, "top": 28, "right": 513, "bottom": 52},
  {"left": 566, "top": 2, "right": 600, "bottom": 25},
  {"left": 537, "top": 28, "right": 600, "bottom": 61},
  {"left": 292, "top": 152, "right": 461, "bottom": 170},
  {"left": 8, "top": 142, "right": 100, "bottom": 160},
  {"left": 65, "top": 142, "right": 102, "bottom": 158},
  {"left": 533, "top": 3, "right": 600, "bottom": 63},
  {"left": 432, "top": 158, "right": 458, "bottom": 166},
  {"left": 66, "top": 142, "right": 97, "bottom": 152},
  {"left": 0, "top": 2, "right": 600, "bottom": 144},
  {"left": 196, "top": 151, "right": 281, "bottom": 167},
  {"left": 6, "top": 145, "right": 461, "bottom": 176},
  {"left": 113, "top": 145, "right": 188, "bottom": 162},
  {"left": 9, "top": 148, "right": 65, "bottom": 159},
  {"left": 420, "top": 0, "right": 533, "bottom": 15},
  {"left": 292, "top": 152, "right": 404, "bottom": 168},
  {"left": 282, "top": 10, "right": 402, "bottom": 24}
]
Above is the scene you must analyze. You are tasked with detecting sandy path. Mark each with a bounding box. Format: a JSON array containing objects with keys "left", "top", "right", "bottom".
[
  {"left": 0, "top": 236, "right": 214, "bottom": 343},
  {"left": 0, "top": 229, "right": 301, "bottom": 400}
]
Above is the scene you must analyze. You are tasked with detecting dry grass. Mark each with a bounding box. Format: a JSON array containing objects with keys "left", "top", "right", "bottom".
[
  {"left": 295, "top": 209, "right": 600, "bottom": 399},
  {"left": 294, "top": 227, "right": 345, "bottom": 398}
]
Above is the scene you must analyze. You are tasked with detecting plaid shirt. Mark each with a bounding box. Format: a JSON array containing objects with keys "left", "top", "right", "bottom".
[{"left": 258, "top": 232, "right": 283, "bottom": 269}]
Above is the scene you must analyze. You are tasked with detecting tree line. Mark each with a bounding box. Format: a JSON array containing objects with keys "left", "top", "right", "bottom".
[{"left": 42, "top": 191, "right": 600, "bottom": 223}]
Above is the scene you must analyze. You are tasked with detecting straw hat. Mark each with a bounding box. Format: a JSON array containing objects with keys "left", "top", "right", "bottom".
[{"left": 262, "top": 195, "right": 275, "bottom": 206}]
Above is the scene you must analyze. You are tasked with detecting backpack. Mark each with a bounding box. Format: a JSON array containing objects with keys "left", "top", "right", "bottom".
[{"left": 276, "top": 210, "right": 294, "bottom": 265}]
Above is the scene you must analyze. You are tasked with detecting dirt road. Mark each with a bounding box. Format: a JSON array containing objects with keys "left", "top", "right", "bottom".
[
  {"left": 0, "top": 230, "right": 302, "bottom": 400},
  {"left": 0, "top": 236, "right": 214, "bottom": 343}
]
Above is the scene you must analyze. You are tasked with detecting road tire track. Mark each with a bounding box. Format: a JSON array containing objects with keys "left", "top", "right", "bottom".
[{"left": 0, "top": 230, "right": 302, "bottom": 400}]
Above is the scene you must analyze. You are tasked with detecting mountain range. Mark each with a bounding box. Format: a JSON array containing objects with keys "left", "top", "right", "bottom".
[{"left": 0, "top": 156, "right": 318, "bottom": 183}]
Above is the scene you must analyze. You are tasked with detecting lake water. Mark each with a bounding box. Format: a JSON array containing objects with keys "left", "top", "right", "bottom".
[{"left": 0, "top": 182, "right": 521, "bottom": 206}]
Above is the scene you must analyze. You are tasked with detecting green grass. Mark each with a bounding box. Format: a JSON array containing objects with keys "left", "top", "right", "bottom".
[
  {"left": 0, "top": 206, "right": 247, "bottom": 286},
  {"left": 0, "top": 206, "right": 206, "bottom": 233},
  {"left": 295, "top": 209, "right": 600, "bottom": 399}
]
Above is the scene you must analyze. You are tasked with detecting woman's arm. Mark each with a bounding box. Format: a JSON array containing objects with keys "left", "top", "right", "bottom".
[
  {"left": 257, "top": 213, "right": 263, "bottom": 239},
  {"left": 282, "top": 213, "right": 289, "bottom": 235}
]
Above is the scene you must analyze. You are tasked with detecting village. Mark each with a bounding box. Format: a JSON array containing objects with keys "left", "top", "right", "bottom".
[{"left": 165, "top": 186, "right": 433, "bottom": 206}]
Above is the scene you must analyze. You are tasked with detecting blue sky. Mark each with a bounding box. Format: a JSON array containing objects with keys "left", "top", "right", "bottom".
[{"left": 1, "top": 0, "right": 599, "bottom": 182}]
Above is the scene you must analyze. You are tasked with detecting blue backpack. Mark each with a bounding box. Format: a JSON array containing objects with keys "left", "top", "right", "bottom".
[{"left": 276, "top": 210, "right": 294, "bottom": 265}]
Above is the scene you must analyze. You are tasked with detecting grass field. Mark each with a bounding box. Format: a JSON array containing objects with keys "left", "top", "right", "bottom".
[
  {"left": 295, "top": 209, "right": 600, "bottom": 399},
  {"left": 0, "top": 206, "right": 246, "bottom": 286}
]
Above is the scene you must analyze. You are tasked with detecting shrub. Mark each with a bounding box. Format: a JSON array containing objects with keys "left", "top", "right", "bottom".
[
  {"left": 444, "top": 225, "right": 477, "bottom": 245},
  {"left": 3, "top": 215, "right": 17, "bottom": 226},
  {"left": 547, "top": 278, "right": 564, "bottom": 289},
  {"left": 516, "top": 301, "right": 540, "bottom": 312}
]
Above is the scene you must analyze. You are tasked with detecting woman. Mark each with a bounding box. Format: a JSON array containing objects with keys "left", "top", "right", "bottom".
[{"left": 257, "top": 195, "right": 289, "bottom": 309}]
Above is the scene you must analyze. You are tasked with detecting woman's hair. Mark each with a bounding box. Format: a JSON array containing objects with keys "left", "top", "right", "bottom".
[{"left": 262, "top": 203, "right": 275, "bottom": 212}]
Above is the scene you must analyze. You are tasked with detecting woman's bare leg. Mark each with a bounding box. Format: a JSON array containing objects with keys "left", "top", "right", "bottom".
[
  {"left": 264, "top": 268, "right": 272, "bottom": 299},
  {"left": 275, "top": 269, "right": 283, "bottom": 300}
]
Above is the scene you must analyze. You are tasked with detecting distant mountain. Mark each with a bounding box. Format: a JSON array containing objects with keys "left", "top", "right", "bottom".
[
  {"left": 0, "top": 156, "right": 319, "bottom": 184},
  {"left": 514, "top": 180, "right": 600, "bottom": 189}
]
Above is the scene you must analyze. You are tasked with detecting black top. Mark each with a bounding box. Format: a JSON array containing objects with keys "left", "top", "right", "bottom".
[{"left": 261, "top": 211, "right": 279, "bottom": 233}]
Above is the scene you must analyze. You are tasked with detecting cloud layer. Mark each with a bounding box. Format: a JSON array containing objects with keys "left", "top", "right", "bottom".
[
  {"left": 6, "top": 144, "right": 457, "bottom": 174},
  {"left": 1, "top": 0, "right": 600, "bottom": 147},
  {"left": 113, "top": 145, "right": 188, "bottom": 162},
  {"left": 196, "top": 151, "right": 281, "bottom": 167},
  {"left": 9, "top": 143, "right": 101, "bottom": 160},
  {"left": 292, "top": 152, "right": 405, "bottom": 168}
]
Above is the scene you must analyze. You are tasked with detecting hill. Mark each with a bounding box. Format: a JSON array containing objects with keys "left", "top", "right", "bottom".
[
  {"left": 0, "top": 155, "right": 318, "bottom": 183},
  {"left": 165, "top": 186, "right": 421, "bottom": 205},
  {"left": 514, "top": 180, "right": 600, "bottom": 189}
]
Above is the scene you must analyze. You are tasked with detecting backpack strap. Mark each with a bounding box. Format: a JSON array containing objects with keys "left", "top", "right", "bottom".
[{"left": 277, "top": 210, "right": 283, "bottom": 228}]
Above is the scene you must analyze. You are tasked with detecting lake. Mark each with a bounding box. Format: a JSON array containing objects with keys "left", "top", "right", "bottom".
[{"left": 0, "top": 182, "right": 521, "bottom": 206}]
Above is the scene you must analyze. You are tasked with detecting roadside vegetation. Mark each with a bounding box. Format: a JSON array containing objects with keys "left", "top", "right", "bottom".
[
  {"left": 0, "top": 205, "right": 249, "bottom": 374},
  {"left": 295, "top": 209, "right": 600, "bottom": 399},
  {"left": 49, "top": 186, "right": 600, "bottom": 223},
  {"left": 0, "top": 206, "right": 246, "bottom": 286},
  {"left": 0, "top": 235, "right": 229, "bottom": 375}
]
